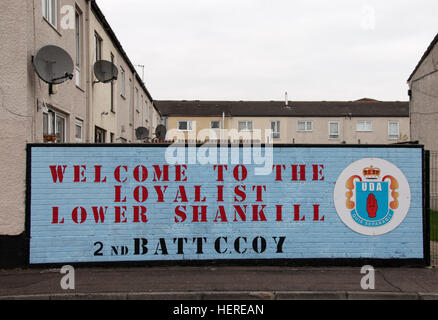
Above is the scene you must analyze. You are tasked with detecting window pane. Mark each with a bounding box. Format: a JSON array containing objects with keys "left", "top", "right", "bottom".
[
  {"left": 43, "top": 113, "right": 49, "bottom": 136},
  {"left": 271, "top": 121, "right": 280, "bottom": 138},
  {"left": 42, "top": 0, "right": 47, "bottom": 20},
  {"left": 211, "top": 121, "right": 220, "bottom": 129},
  {"left": 298, "top": 121, "right": 311, "bottom": 131},
  {"left": 120, "top": 68, "right": 125, "bottom": 96},
  {"left": 357, "top": 121, "right": 372, "bottom": 131},
  {"left": 51, "top": 0, "right": 56, "bottom": 25},
  {"left": 95, "top": 34, "right": 102, "bottom": 61},
  {"left": 238, "top": 122, "right": 246, "bottom": 131},
  {"left": 330, "top": 122, "right": 339, "bottom": 138},
  {"left": 75, "top": 12, "right": 81, "bottom": 67},
  {"left": 75, "top": 125, "right": 82, "bottom": 140},
  {"left": 111, "top": 53, "right": 115, "bottom": 112},
  {"left": 55, "top": 115, "right": 65, "bottom": 143},
  {"left": 179, "top": 122, "right": 188, "bottom": 130},
  {"left": 389, "top": 122, "right": 399, "bottom": 139},
  {"left": 330, "top": 122, "right": 338, "bottom": 133},
  {"left": 75, "top": 120, "right": 83, "bottom": 141}
]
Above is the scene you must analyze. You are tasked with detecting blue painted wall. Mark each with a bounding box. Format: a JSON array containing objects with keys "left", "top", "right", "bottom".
[{"left": 29, "top": 146, "right": 424, "bottom": 264}]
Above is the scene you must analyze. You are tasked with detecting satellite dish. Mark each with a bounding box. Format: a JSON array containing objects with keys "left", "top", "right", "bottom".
[
  {"left": 94, "top": 60, "right": 118, "bottom": 83},
  {"left": 33, "top": 45, "right": 74, "bottom": 84},
  {"left": 155, "top": 125, "right": 167, "bottom": 140},
  {"left": 136, "top": 127, "right": 150, "bottom": 140}
]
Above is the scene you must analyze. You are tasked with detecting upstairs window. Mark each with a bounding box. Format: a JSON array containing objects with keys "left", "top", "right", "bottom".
[
  {"left": 75, "top": 119, "right": 83, "bottom": 142},
  {"left": 120, "top": 67, "right": 126, "bottom": 97},
  {"left": 42, "top": 0, "right": 57, "bottom": 28},
  {"left": 357, "top": 120, "right": 373, "bottom": 132},
  {"left": 110, "top": 53, "right": 115, "bottom": 113},
  {"left": 297, "top": 121, "right": 313, "bottom": 132},
  {"left": 388, "top": 121, "right": 400, "bottom": 140},
  {"left": 211, "top": 120, "right": 221, "bottom": 129},
  {"left": 95, "top": 32, "right": 102, "bottom": 61},
  {"left": 238, "top": 121, "right": 253, "bottom": 132},
  {"left": 271, "top": 121, "right": 281, "bottom": 139},
  {"left": 178, "top": 121, "right": 194, "bottom": 132},
  {"left": 329, "top": 121, "right": 340, "bottom": 139},
  {"left": 135, "top": 88, "right": 139, "bottom": 112},
  {"left": 43, "top": 109, "right": 66, "bottom": 143}
]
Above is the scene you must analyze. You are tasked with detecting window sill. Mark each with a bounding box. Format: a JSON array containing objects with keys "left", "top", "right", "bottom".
[
  {"left": 76, "top": 85, "right": 85, "bottom": 93},
  {"left": 43, "top": 17, "right": 62, "bottom": 36}
]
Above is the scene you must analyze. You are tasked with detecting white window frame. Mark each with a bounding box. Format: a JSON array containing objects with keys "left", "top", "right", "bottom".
[
  {"left": 43, "top": 109, "right": 66, "bottom": 143},
  {"left": 297, "top": 121, "right": 313, "bottom": 132},
  {"left": 95, "top": 32, "right": 102, "bottom": 62},
  {"left": 54, "top": 112, "right": 66, "bottom": 143},
  {"left": 135, "top": 87, "right": 139, "bottom": 112},
  {"left": 238, "top": 120, "right": 253, "bottom": 132},
  {"left": 388, "top": 121, "right": 400, "bottom": 140},
  {"left": 211, "top": 120, "right": 221, "bottom": 129},
  {"left": 120, "top": 67, "right": 126, "bottom": 97},
  {"left": 42, "top": 0, "right": 57, "bottom": 28},
  {"left": 329, "top": 121, "right": 340, "bottom": 140},
  {"left": 75, "top": 9, "right": 82, "bottom": 87},
  {"left": 357, "top": 120, "right": 373, "bottom": 132},
  {"left": 270, "top": 121, "right": 281, "bottom": 139},
  {"left": 178, "top": 120, "right": 194, "bottom": 132},
  {"left": 74, "top": 118, "right": 83, "bottom": 142}
]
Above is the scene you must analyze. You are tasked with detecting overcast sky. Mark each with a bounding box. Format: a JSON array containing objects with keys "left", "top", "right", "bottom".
[{"left": 97, "top": 0, "right": 438, "bottom": 101}]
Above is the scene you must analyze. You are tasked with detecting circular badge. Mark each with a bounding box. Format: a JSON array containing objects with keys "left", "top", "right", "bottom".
[{"left": 334, "top": 158, "right": 411, "bottom": 236}]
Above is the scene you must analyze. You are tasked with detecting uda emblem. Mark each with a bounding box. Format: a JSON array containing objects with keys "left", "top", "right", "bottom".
[{"left": 334, "top": 158, "right": 411, "bottom": 236}]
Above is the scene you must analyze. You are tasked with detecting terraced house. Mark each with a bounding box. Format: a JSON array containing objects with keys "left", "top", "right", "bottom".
[
  {"left": 0, "top": 0, "right": 162, "bottom": 246},
  {"left": 156, "top": 99, "right": 409, "bottom": 144}
]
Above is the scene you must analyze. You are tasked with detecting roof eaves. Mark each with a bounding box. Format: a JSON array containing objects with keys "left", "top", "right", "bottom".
[{"left": 408, "top": 33, "right": 438, "bottom": 82}]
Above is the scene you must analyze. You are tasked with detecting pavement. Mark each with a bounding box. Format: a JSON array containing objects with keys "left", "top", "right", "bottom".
[{"left": 0, "top": 266, "right": 438, "bottom": 300}]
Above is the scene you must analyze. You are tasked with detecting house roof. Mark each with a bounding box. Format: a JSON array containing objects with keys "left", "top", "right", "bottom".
[
  {"left": 408, "top": 33, "right": 438, "bottom": 82},
  {"left": 155, "top": 100, "right": 409, "bottom": 118}
]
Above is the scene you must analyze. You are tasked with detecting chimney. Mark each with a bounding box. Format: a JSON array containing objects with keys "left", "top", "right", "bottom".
[{"left": 285, "top": 91, "right": 291, "bottom": 109}]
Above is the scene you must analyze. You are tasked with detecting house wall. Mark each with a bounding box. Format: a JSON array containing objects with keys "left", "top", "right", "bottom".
[
  {"left": 409, "top": 41, "right": 438, "bottom": 152},
  {"left": 0, "top": 0, "right": 161, "bottom": 238},
  {"left": 166, "top": 116, "right": 410, "bottom": 144},
  {"left": 90, "top": 9, "right": 117, "bottom": 142}
]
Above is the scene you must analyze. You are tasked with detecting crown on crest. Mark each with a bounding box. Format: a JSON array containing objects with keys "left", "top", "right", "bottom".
[{"left": 363, "top": 166, "right": 381, "bottom": 179}]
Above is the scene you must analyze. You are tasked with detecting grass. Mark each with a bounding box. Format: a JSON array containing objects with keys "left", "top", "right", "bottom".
[{"left": 431, "top": 210, "right": 438, "bottom": 242}]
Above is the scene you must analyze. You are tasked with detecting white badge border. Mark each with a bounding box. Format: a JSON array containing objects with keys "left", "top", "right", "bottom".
[{"left": 334, "top": 158, "right": 411, "bottom": 236}]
